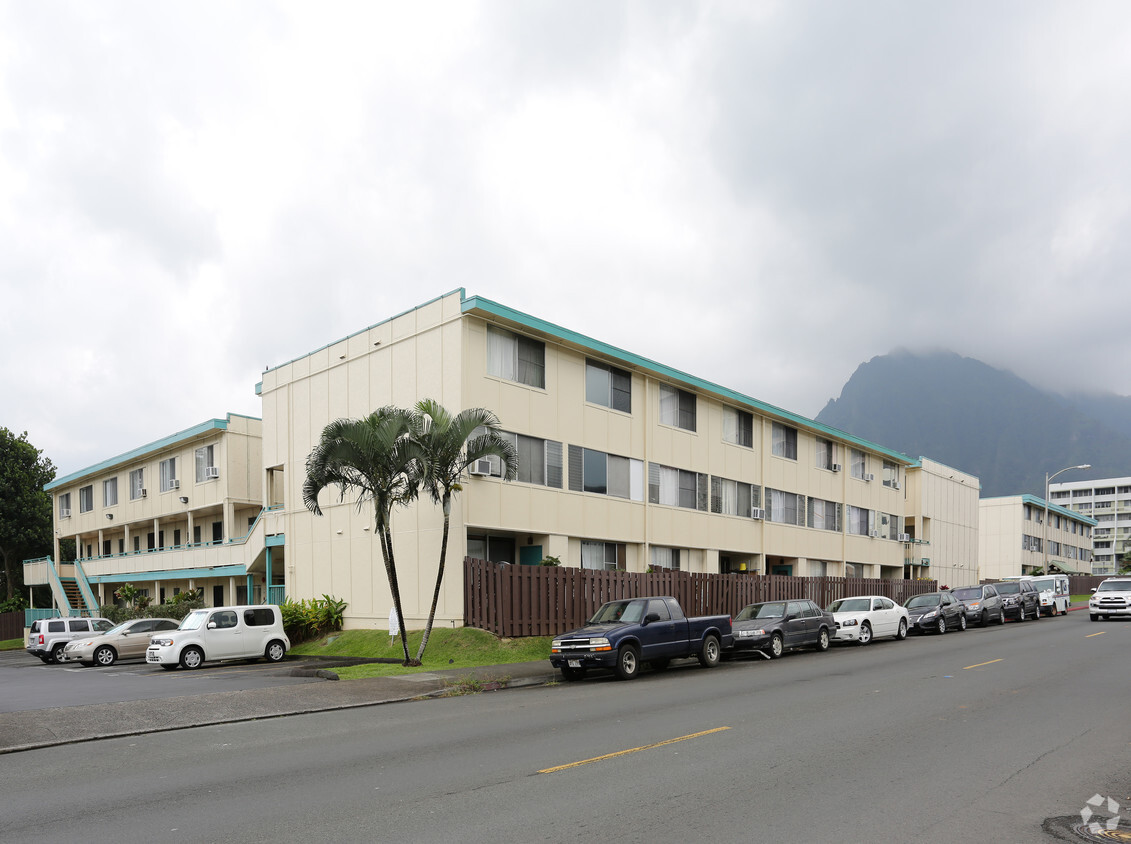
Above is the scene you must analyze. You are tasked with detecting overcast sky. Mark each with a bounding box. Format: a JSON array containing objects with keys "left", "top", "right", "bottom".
[{"left": 4, "top": 2, "right": 1131, "bottom": 477}]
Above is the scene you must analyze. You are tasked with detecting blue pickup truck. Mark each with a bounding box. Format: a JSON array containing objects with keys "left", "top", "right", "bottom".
[{"left": 549, "top": 596, "right": 733, "bottom": 681}]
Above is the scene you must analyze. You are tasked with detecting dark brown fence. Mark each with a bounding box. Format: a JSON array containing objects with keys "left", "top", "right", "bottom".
[
  {"left": 464, "top": 557, "right": 938, "bottom": 638},
  {"left": 0, "top": 611, "right": 25, "bottom": 641}
]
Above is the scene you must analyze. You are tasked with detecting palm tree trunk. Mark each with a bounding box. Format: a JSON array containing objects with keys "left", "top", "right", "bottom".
[
  {"left": 376, "top": 512, "right": 415, "bottom": 666},
  {"left": 415, "top": 492, "right": 452, "bottom": 662}
]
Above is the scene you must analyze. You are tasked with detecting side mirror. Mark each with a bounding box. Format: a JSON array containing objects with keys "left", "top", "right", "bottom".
[
  {"left": 1091, "top": 588, "right": 1097, "bottom": 594},
  {"left": 643, "top": 612, "right": 661, "bottom": 625},
  {"left": 207, "top": 621, "right": 218, "bottom": 629}
]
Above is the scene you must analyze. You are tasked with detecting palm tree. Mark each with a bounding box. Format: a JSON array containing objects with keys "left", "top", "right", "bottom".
[
  {"left": 412, "top": 399, "right": 516, "bottom": 662},
  {"left": 302, "top": 406, "right": 421, "bottom": 666}
]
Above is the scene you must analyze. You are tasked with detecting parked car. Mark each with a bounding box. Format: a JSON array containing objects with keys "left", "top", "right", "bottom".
[
  {"left": 1089, "top": 577, "right": 1131, "bottom": 621},
  {"left": 992, "top": 580, "right": 1040, "bottom": 622},
  {"left": 904, "top": 592, "right": 966, "bottom": 634},
  {"left": 63, "top": 617, "right": 181, "bottom": 666},
  {"left": 26, "top": 617, "right": 114, "bottom": 664},
  {"left": 731, "top": 599, "right": 834, "bottom": 658},
  {"left": 145, "top": 605, "right": 290, "bottom": 670},
  {"left": 826, "top": 595, "right": 909, "bottom": 644},
  {"left": 549, "top": 596, "right": 733, "bottom": 681},
  {"left": 1022, "top": 574, "right": 1071, "bottom": 616},
  {"left": 951, "top": 584, "right": 1006, "bottom": 626}
]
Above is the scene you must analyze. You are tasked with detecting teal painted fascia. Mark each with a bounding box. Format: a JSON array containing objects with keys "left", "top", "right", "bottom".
[
  {"left": 461, "top": 292, "right": 916, "bottom": 466},
  {"left": 1019, "top": 493, "right": 1098, "bottom": 526},
  {"left": 262, "top": 288, "right": 466, "bottom": 377},
  {"left": 87, "top": 564, "right": 248, "bottom": 584}
]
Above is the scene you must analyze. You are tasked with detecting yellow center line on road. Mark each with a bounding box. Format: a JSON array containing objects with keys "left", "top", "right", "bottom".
[
  {"left": 1086, "top": 631, "right": 1105, "bottom": 638},
  {"left": 538, "top": 727, "right": 731, "bottom": 774},
  {"left": 963, "top": 658, "right": 1003, "bottom": 670}
]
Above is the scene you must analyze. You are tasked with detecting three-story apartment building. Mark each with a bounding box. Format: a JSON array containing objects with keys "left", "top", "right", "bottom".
[{"left": 1048, "top": 477, "right": 1131, "bottom": 575}]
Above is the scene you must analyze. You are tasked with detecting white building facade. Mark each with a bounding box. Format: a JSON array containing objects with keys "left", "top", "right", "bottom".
[
  {"left": 978, "top": 494, "right": 1096, "bottom": 580},
  {"left": 1048, "top": 477, "right": 1131, "bottom": 575}
]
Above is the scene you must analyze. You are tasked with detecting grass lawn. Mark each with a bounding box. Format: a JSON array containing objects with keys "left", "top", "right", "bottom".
[
  {"left": 1070, "top": 594, "right": 1091, "bottom": 604},
  {"left": 290, "top": 627, "right": 553, "bottom": 680},
  {"left": 0, "top": 638, "right": 25, "bottom": 651}
]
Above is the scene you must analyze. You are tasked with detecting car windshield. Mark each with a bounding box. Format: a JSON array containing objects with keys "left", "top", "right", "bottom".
[
  {"left": 828, "top": 598, "right": 871, "bottom": 613},
  {"left": 589, "top": 600, "right": 646, "bottom": 624},
  {"left": 179, "top": 610, "right": 208, "bottom": 631},
  {"left": 736, "top": 603, "right": 786, "bottom": 621},
  {"left": 952, "top": 588, "right": 982, "bottom": 601},
  {"left": 906, "top": 595, "right": 940, "bottom": 609},
  {"left": 994, "top": 582, "right": 1020, "bottom": 594},
  {"left": 1097, "top": 580, "right": 1131, "bottom": 592}
]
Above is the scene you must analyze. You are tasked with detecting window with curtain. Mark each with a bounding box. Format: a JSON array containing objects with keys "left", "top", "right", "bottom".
[
  {"left": 883, "top": 460, "right": 899, "bottom": 488},
  {"left": 649, "top": 463, "right": 707, "bottom": 510},
  {"left": 160, "top": 457, "right": 177, "bottom": 492},
  {"left": 102, "top": 477, "right": 118, "bottom": 507},
  {"left": 850, "top": 449, "right": 866, "bottom": 479},
  {"left": 807, "top": 497, "right": 840, "bottom": 531},
  {"left": 848, "top": 505, "right": 872, "bottom": 536},
  {"left": 130, "top": 468, "right": 144, "bottom": 499},
  {"left": 815, "top": 438, "right": 836, "bottom": 470},
  {"left": 722, "top": 407, "right": 753, "bottom": 448},
  {"left": 581, "top": 541, "right": 626, "bottom": 571},
  {"left": 766, "top": 488, "right": 803, "bottom": 525},
  {"left": 659, "top": 384, "right": 696, "bottom": 431},
  {"left": 486, "top": 326, "right": 545, "bottom": 389},
  {"left": 586, "top": 360, "right": 632, "bottom": 412},
  {"left": 650, "top": 546, "right": 681, "bottom": 571},
  {"left": 490, "top": 430, "right": 561, "bottom": 487},
  {"left": 771, "top": 423, "right": 797, "bottom": 460},
  {"left": 195, "top": 444, "right": 216, "bottom": 482},
  {"left": 79, "top": 486, "right": 93, "bottom": 513},
  {"left": 710, "top": 477, "right": 758, "bottom": 517}
]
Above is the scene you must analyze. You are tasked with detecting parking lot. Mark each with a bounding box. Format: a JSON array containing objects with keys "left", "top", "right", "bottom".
[{"left": 0, "top": 648, "right": 324, "bottom": 714}]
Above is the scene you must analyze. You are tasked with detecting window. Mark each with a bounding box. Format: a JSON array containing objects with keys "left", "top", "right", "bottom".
[
  {"left": 807, "top": 497, "right": 841, "bottom": 532},
  {"left": 103, "top": 477, "right": 118, "bottom": 507},
  {"left": 848, "top": 506, "right": 873, "bottom": 536},
  {"left": 710, "top": 477, "right": 761, "bottom": 517},
  {"left": 581, "top": 541, "right": 626, "bottom": 571},
  {"left": 722, "top": 407, "right": 753, "bottom": 448},
  {"left": 130, "top": 468, "right": 144, "bottom": 500},
  {"left": 209, "top": 610, "right": 238, "bottom": 629},
  {"left": 850, "top": 449, "right": 866, "bottom": 479},
  {"left": 765, "top": 488, "right": 804, "bottom": 526},
  {"left": 815, "top": 438, "right": 837, "bottom": 470},
  {"left": 160, "top": 458, "right": 177, "bottom": 492},
  {"left": 648, "top": 463, "right": 707, "bottom": 510},
  {"left": 659, "top": 384, "right": 696, "bottom": 431},
  {"left": 489, "top": 430, "right": 562, "bottom": 488},
  {"left": 650, "top": 546, "right": 681, "bottom": 571},
  {"left": 195, "top": 444, "right": 216, "bottom": 482},
  {"left": 58, "top": 492, "right": 71, "bottom": 517},
  {"left": 883, "top": 461, "right": 899, "bottom": 488},
  {"left": 586, "top": 360, "right": 631, "bottom": 413},
  {"left": 771, "top": 423, "right": 797, "bottom": 460},
  {"left": 79, "top": 485, "right": 93, "bottom": 513},
  {"left": 212, "top": 522, "right": 224, "bottom": 544},
  {"left": 569, "top": 447, "right": 643, "bottom": 500},
  {"left": 487, "top": 326, "right": 545, "bottom": 389},
  {"left": 880, "top": 512, "right": 901, "bottom": 540},
  {"left": 244, "top": 608, "right": 276, "bottom": 626}
]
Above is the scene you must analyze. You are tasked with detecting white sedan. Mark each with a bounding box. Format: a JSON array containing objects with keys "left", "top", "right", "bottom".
[{"left": 827, "top": 595, "right": 909, "bottom": 645}]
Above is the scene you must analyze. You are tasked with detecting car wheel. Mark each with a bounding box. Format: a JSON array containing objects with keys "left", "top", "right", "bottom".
[
  {"left": 614, "top": 644, "right": 640, "bottom": 680},
  {"left": 896, "top": 618, "right": 908, "bottom": 640},
  {"left": 650, "top": 658, "right": 671, "bottom": 672},
  {"left": 1032, "top": 604, "right": 1040, "bottom": 620},
  {"left": 936, "top": 617, "right": 947, "bottom": 635},
  {"left": 698, "top": 635, "right": 721, "bottom": 668},
  {"left": 998, "top": 608, "right": 1006, "bottom": 625},
  {"left": 958, "top": 614, "right": 967, "bottom": 632},
  {"left": 814, "top": 628, "right": 830, "bottom": 652},
  {"left": 979, "top": 610, "right": 988, "bottom": 627},
  {"left": 50, "top": 644, "right": 67, "bottom": 664},
  {"left": 768, "top": 632, "right": 785, "bottom": 658},
  {"left": 1090, "top": 614, "right": 1099, "bottom": 622},
  {"left": 94, "top": 645, "right": 117, "bottom": 667},
  {"left": 180, "top": 646, "right": 205, "bottom": 670},
  {"left": 1018, "top": 605, "right": 1026, "bottom": 622},
  {"left": 265, "top": 640, "right": 287, "bottom": 663},
  {"left": 858, "top": 623, "right": 873, "bottom": 645},
  {"left": 560, "top": 665, "right": 586, "bottom": 681}
]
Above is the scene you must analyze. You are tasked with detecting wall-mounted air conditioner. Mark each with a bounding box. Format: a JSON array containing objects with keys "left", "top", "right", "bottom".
[
  {"left": 170, "top": 479, "right": 180, "bottom": 490},
  {"left": 864, "top": 473, "right": 875, "bottom": 482},
  {"left": 830, "top": 463, "right": 842, "bottom": 473},
  {"left": 60, "top": 508, "right": 71, "bottom": 518},
  {"left": 897, "top": 533, "right": 910, "bottom": 542},
  {"left": 206, "top": 467, "right": 220, "bottom": 479},
  {"left": 140, "top": 489, "right": 147, "bottom": 498},
  {"left": 469, "top": 459, "right": 493, "bottom": 477},
  {"left": 751, "top": 507, "right": 765, "bottom": 520},
  {"left": 892, "top": 480, "right": 901, "bottom": 490},
  {"left": 869, "top": 529, "right": 880, "bottom": 537}
]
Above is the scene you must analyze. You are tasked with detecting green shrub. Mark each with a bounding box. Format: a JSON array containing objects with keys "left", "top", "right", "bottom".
[{"left": 281, "top": 595, "right": 348, "bottom": 644}]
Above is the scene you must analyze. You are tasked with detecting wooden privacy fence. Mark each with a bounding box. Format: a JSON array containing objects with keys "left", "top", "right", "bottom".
[
  {"left": 0, "top": 611, "right": 25, "bottom": 641},
  {"left": 464, "top": 557, "right": 938, "bottom": 638}
]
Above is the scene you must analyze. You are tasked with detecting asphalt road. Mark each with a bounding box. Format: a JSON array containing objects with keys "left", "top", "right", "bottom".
[{"left": 2, "top": 613, "right": 1129, "bottom": 844}]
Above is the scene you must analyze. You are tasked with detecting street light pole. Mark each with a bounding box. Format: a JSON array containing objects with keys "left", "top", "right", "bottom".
[{"left": 1044, "top": 464, "right": 1091, "bottom": 575}]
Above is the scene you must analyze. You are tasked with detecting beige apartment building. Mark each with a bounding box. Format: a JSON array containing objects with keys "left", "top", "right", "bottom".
[
  {"left": 32, "top": 289, "right": 977, "bottom": 628},
  {"left": 26, "top": 415, "right": 279, "bottom": 616},
  {"left": 978, "top": 494, "right": 1096, "bottom": 580}
]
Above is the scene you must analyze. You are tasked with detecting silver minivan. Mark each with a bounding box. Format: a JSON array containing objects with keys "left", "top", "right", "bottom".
[{"left": 145, "top": 605, "right": 290, "bottom": 670}]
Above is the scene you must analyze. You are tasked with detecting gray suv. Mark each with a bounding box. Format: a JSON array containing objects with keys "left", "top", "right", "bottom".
[
  {"left": 26, "top": 617, "right": 114, "bottom": 664},
  {"left": 952, "top": 584, "right": 1006, "bottom": 626}
]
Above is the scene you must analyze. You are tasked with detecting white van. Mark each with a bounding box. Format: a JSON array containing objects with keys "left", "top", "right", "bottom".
[
  {"left": 146, "top": 605, "right": 290, "bottom": 670},
  {"left": 1005, "top": 574, "right": 1070, "bottom": 616}
]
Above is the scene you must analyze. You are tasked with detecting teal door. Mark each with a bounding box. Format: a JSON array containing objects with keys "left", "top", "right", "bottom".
[{"left": 519, "top": 546, "right": 543, "bottom": 566}]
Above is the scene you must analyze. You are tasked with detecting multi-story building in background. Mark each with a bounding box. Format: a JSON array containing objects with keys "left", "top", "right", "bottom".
[
  {"left": 1048, "top": 476, "right": 1131, "bottom": 575},
  {"left": 904, "top": 458, "right": 980, "bottom": 587},
  {"left": 978, "top": 494, "right": 1096, "bottom": 579}
]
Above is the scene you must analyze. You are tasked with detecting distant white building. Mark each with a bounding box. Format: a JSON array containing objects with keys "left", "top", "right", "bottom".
[
  {"left": 979, "top": 495, "right": 1096, "bottom": 580},
  {"left": 1048, "top": 477, "right": 1131, "bottom": 575}
]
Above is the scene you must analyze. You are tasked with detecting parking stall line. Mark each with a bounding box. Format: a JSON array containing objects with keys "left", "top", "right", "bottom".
[
  {"left": 962, "top": 658, "right": 1003, "bottom": 670},
  {"left": 538, "top": 727, "right": 731, "bottom": 774}
]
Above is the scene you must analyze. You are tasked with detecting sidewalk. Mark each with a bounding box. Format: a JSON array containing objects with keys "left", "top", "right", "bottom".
[{"left": 0, "top": 659, "right": 558, "bottom": 755}]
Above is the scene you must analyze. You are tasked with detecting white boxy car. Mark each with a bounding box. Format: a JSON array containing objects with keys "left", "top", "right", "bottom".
[{"left": 146, "top": 605, "right": 290, "bottom": 670}]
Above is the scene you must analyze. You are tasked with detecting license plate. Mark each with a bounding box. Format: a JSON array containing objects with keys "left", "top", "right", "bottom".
[
  {"left": 146, "top": 654, "right": 157, "bottom": 662},
  {"left": 568, "top": 659, "right": 581, "bottom": 668}
]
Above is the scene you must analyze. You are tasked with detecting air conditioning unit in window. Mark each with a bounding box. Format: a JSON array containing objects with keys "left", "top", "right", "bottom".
[
  {"left": 140, "top": 488, "right": 147, "bottom": 498},
  {"left": 863, "top": 473, "right": 875, "bottom": 482},
  {"left": 60, "top": 508, "right": 71, "bottom": 518},
  {"left": 869, "top": 529, "right": 880, "bottom": 538},
  {"left": 206, "top": 467, "right": 220, "bottom": 479},
  {"left": 751, "top": 507, "right": 765, "bottom": 520},
  {"left": 897, "top": 533, "right": 910, "bottom": 542},
  {"left": 469, "top": 459, "right": 493, "bottom": 477},
  {"left": 892, "top": 480, "right": 901, "bottom": 490},
  {"left": 830, "top": 463, "right": 842, "bottom": 473},
  {"left": 170, "top": 479, "right": 180, "bottom": 490}
]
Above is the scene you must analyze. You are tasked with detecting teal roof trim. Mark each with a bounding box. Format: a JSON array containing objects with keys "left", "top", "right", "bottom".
[
  {"left": 982, "top": 494, "right": 1098, "bottom": 525},
  {"left": 47, "top": 416, "right": 237, "bottom": 491},
  {"left": 461, "top": 292, "right": 915, "bottom": 465},
  {"left": 87, "top": 564, "right": 248, "bottom": 584}
]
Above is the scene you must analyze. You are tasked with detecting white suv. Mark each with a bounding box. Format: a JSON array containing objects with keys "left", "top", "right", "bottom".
[
  {"left": 26, "top": 617, "right": 114, "bottom": 664},
  {"left": 1089, "top": 578, "right": 1131, "bottom": 622},
  {"left": 146, "top": 605, "right": 290, "bottom": 670}
]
